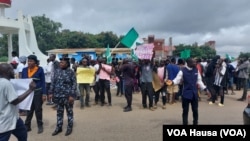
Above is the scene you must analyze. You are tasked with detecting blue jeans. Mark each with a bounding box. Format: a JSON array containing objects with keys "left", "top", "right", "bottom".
[
  {"left": 79, "top": 83, "right": 90, "bottom": 106},
  {"left": 0, "top": 118, "right": 27, "bottom": 141}
]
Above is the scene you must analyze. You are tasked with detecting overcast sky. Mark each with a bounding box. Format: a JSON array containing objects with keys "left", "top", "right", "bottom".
[{"left": 4, "top": 0, "right": 250, "bottom": 58}]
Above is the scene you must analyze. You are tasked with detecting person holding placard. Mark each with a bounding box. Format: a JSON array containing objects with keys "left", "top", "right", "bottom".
[
  {"left": 77, "top": 58, "right": 93, "bottom": 108},
  {"left": 140, "top": 59, "right": 155, "bottom": 111},
  {"left": 0, "top": 63, "right": 36, "bottom": 141}
]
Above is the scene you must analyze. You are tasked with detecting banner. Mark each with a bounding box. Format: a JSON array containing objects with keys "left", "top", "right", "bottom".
[
  {"left": 134, "top": 43, "right": 154, "bottom": 60},
  {"left": 121, "top": 27, "right": 139, "bottom": 48},
  {"left": 76, "top": 67, "right": 96, "bottom": 84},
  {"left": 10, "top": 79, "right": 34, "bottom": 110}
]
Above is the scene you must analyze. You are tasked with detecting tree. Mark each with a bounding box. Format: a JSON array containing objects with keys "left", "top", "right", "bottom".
[
  {"left": 32, "top": 14, "right": 62, "bottom": 54},
  {"left": 173, "top": 44, "right": 216, "bottom": 59},
  {"left": 96, "top": 31, "right": 120, "bottom": 48},
  {"left": 0, "top": 34, "right": 19, "bottom": 56},
  {"left": 238, "top": 52, "right": 250, "bottom": 59}
]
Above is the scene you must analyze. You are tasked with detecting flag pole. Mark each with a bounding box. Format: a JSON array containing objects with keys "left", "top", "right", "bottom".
[{"left": 110, "top": 41, "right": 120, "bottom": 55}]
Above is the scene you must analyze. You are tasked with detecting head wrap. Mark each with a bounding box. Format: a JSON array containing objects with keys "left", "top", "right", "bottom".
[{"left": 19, "top": 56, "right": 27, "bottom": 63}]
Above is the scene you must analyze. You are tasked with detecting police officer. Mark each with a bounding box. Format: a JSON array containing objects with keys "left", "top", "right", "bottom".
[{"left": 49, "top": 57, "right": 77, "bottom": 136}]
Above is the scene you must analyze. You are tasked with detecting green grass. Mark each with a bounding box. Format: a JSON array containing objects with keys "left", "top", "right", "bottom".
[{"left": 0, "top": 56, "right": 8, "bottom": 62}]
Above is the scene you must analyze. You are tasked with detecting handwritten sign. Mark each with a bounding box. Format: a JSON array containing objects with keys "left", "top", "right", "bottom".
[
  {"left": 76, "top": 67, "right": 96, "bottom": 84},
  {"left": 135, "top": 43, "right": 154, "bottom": 59}
]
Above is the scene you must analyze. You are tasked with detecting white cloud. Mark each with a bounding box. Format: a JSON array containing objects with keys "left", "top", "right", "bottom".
[{"left": 2, "top": 0, "right": 250, "bottom": 57}]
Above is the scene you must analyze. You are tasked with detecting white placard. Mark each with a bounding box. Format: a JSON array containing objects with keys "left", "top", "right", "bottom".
[{"left": 10, "top": 79, "right": 34, "bottom": 110}]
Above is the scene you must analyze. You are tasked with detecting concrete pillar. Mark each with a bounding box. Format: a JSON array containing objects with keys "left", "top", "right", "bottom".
[
  {"left": 8, "top": 34, "right": 13, "bottom": 63},
  {"left": 0, "top": 7, "right": 5, "bottom": 17}
]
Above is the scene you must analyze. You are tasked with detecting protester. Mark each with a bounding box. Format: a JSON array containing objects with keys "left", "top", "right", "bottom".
[
  {"left": 140, "top": 59, "right": 155, "bottom": 110},
  {"left": 49, "top": 54, "right": 60, "bottom": 109},
  {"left": 21, "top": 55, "right": 47, "bottom": 134},
  {"left": 166, "top": 57, "right": 180, "bottom": 104},
  {"left": 98, "top": 58, "right": 114, "bottom": 106},
  {"left": 0, "top": 63, "right": 36, "bottom": 141},
  {"left": 77, "top": 58, "right": 92, "bottom": 109},
  {"left": 11, "top": 51, "right": 19, "bottom": 64},
  {"left": 168, "top": 58, "right": 210, "bottom": 125},
  {"left": 153, "top": 60, "right": 168, "bottom": 109},
  {"left": 44, "top": 58, "right": 54, "bottom": 105},
  {"left": 237, "top": 57, "right": 250, "bottom": 101},
  {"left": 93, "top": 58, "right": 101, "bottom": 105},
  {"left": 120, "top": 58, "right": 136, "bottom": 112}
]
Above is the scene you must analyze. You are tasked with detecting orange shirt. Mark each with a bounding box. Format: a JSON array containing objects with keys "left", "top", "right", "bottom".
[{"left": 28, "top": 66, "right": 38, "bottom": 78}]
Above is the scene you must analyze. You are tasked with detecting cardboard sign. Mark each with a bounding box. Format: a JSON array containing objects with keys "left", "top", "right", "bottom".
[
  {"left": 135, "top": 43, "right": 154, "bottom": 59},
  {"left": 76, "top": 67, "right": 96, "bottom": 84}
]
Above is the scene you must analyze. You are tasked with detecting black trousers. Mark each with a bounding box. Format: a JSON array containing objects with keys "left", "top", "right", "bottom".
[
  {"left": 236, "top": 77, "right": 242, "bottom": 90},
  {"left": 182, "top": 96, "right": 198, "bottom": 125},
  {"left": 213, "top": 85, "right": 224, "bottom": 104},
  {"left": 93, "top": 81, "right": 100, "bottom": 103},
  {"left": 99, "top": 79, "right": 112, "bottom": 104},
  {"left": 141, "top": 82, "right": 154, "bottom": 108},
  {"left": 154, "top": 85, "right": 167, "bottom": 105},
  {"left": 116, "top": 79, "right": 122, "bottom": 95},
  {"left": 124, "top": 84, "right": 133, "bottom": 107},
  {"left": 25, "top": 90, "right": 43, "bottom": 128}
]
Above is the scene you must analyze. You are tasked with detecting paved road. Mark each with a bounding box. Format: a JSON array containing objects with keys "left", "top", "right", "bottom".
[{"left": 10, "top": 89, "right": 248, "bottom": 141}]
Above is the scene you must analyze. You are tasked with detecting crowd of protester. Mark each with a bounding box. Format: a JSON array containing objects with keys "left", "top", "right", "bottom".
[{"left": 1, "top": 51, "right": 250, "bottom": 140}]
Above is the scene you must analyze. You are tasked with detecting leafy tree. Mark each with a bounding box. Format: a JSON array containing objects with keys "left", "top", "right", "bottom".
[
  {"left": 32, "top": 14, "right": 62, "bottom": 54},
  {"left": 199, "top": 46, "right": 216, "bottom": 59},
  {"left": 238, "top": 52, "right": 250, "bottom": 59},
  {"left": 96, "top": 31, "right": 120, "bottom": 48},
  {"left": 173, "top": 44, "right": 216, "bottom": 59},
  {"left": 0, "top": 34, "right": 19, "bottom": 57}
]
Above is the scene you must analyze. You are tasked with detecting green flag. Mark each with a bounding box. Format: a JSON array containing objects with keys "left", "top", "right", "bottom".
[
  {"left": 226, "top": 53, "right": 232, "bottom": 60},
  {"left": 180, "top": 51, "right": 184, "bottom": 58},
  {"left": 131, "top": 49, "right": 138, "bottom": 62},
  {"left": 121, "top": 27, "right": 139, "bottom": 48},
  {"left": 185, "top": 49, "right": 190, "bottom": 58},
  {"left": 180, "top": 49, "right": 190, "bottom": 59},
  {"left": 105, "top": 44, "right": 112, "bottom": 64}
]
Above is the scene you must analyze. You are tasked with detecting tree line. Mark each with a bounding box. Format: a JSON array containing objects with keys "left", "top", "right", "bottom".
[{"left": 0, "top": 14, "right": 249, "bottom": 61}]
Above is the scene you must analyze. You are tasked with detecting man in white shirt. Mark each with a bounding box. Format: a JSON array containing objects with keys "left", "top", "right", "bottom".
[
  {"left": 44, "top": 58, "right": 54, "bottom": 105},
  {"left": 0, "top": 63, "right": 35, "bottom": 141},
  {"left": 16, "top": 56, "right": 27, "bottom": 78},
  {"left": 11, "top": 51, "right": 19, "bottom": 64}
]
